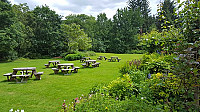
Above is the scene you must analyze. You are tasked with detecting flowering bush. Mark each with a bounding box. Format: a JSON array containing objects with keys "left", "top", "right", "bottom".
[
  {"left": 119, "top": 59, "right": 141, "bottom": 74},
  {"left": 104, "top": 74, "right": 139, "bottom": 100},
  {"left": 60, "top": 93, "right": 163, "bottom": 112}
]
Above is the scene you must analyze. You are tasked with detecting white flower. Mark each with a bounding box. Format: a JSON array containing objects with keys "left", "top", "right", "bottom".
[
  {"left": 152, "top": 37, "right": 154, "bottom": 38},
  {"left": 141, "top": 97, "right": 144, "bottom": 100}
]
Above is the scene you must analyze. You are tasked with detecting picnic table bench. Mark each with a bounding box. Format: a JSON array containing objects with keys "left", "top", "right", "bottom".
[
  {"left": 92, "top": 62, "right": 101, "bottom": 67},
  {"left": 34, "top": 72, "right": 44, "bottom": 80},
  {"left": 3, "top": 73, "right": 12, "bottom": 81},
  {"left": 61, "top": 68, "right": 75, "bottom": 75},
  {"left": 81, "top": 60, "right": 100, "bottom": 68},
  {"left": 52, "top": 68, "right": 59, "bottom": 74},
  {"left": 52, "top": 63, "right": 80, "bottom": 74},
  {"left": 12, "top": 74, "right": 31, "bottom": 83},
  {"left": 61, "top": 67, "right": 80, "bottom": 75}
]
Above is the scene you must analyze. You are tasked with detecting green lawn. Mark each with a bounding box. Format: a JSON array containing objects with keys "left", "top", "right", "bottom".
[{"left": 0, "top": 53, "right": 143, "bottom": 112}]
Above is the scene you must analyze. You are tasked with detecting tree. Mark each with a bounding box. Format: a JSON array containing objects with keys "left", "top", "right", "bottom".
[
  {"left": 110, "top": 8, "right": 141, "bottom": 53},
  {"left": 156, "top": 0, "right": 177, "bottom": 31},
  {"left": 128, "top": 0, "right": 153, "bottom": 33},
  {"left": 155, "top": 0, "right": 200, "bottom": 110},
  {"left": 0, "top": 0, "right": 15, "bottom": 30},
  {"left": 61, "top": 23, "right": 92, "bottom": 53},
  {"left": 64, "top": 14, "right": 96, "bottom": 40},
  {"left": 30, "top": 5, "right": 63, "bottom": 57},
  {"left": 0, "top": 0, "right": 17, "bottom": 60},
  {"left": 92, "top": 13, "right": 112, "bottom": 52}
]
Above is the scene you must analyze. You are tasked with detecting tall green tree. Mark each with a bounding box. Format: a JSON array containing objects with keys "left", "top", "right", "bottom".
[
  {"left": 0, "top": 0, "right": 15, "bottom": 30},
  {"left": 156, "top": 0, "right": 177, "bottom": 31},
  {"left": 30, "top": 5, "right": 63, "bottom": 57},
  {"left": 92, "top": 13, "right": 112, "bottom": 52},
  {"left": 10, "top": 3, "right": 35, "bottom": 57},
  {"left": 0, "top": 0, "right": 18, "bottom": 60},
  {"left": 61, "top": 23, "right": 92, "bottom": 53},
  {"left": 64, "top": 14, "right": 96, "bottom": 40},
  {"left": 128, "top": 0, "right": 153, "bottom": 33},
  {"left": 110, "top": 8, "right": 142, "bottom": 53}
]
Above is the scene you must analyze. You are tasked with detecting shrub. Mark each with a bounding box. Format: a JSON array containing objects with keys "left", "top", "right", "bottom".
[
  {"left": 60, "top": 52, "right": 68, "bottom": 58},
  {"left": 104, "top": 74, "right": 139, "bottom": 100},
  {"left": 139, "top": 72, "right": 196, "bottom": 111},
  {"left": 128, "top": 70, "right": 147, "bottom": 84},
  {"left": 140, "top": 53, "right": 171, "bottom": 74},
  {"left": 64, "top": 53, "right": 85, "bottom": 61},
  {"left": 119, "top": 59, "right": 141, "bottom": 75},
  {"left": 60, "top": 93, "right": 163, "bottom": 112}
]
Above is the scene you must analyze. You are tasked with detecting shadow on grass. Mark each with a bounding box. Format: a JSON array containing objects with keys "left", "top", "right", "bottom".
[
  {"left": 1, "top": 77, "right": 44, "bottom": 84},
  {"left": 49, "top": 72, "right": 74, "bottom": 76},
  {"left": 0, "top": 60, "right": 13, "bottom": 63},
  {"left": 81, "top": 67, "right": 96, "bottom": 69},
  {"left": 0, "top": 80, "right": 9, "bottom": 83},
  {"left": 42, "top": 66, "right": 57, "bottom": 69}
]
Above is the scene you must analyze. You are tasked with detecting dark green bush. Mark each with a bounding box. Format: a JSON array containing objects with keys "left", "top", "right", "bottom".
[
  {"left": 140, "top": 53, "right": 171, "bottom": 74},
  {"left": 60, "top": 52, "right": 68, "bottom": 58},
  {"left": 64, "top": 53, "right": 85, "bottom": 61}
]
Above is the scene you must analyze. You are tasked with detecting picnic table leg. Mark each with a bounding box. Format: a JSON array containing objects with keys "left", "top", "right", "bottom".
[
  {"left": 15, "top": 78, "right": 19, "bottom": 83},
  {"left": 64, "top": 70, "right": 69, "bottom": 75},
  {"left": 20, "top": 77, "right": 24, "bottom": 82},
  {"left": 31, "top": 70, "right": 36, "bottom": 78},
  {"left": 10, "top": 71, "right": 17, "bottom": 81},
  {"left": 6, "top": 76, "right": 10, "bottom": 81},
  {"left": 35, "top": 75, "right": 41, "bottom": 80}
]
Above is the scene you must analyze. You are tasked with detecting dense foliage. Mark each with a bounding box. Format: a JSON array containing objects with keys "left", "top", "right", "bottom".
[
  {"left": 0, "top": 0, "right": 157, "bottom": 60},
  {"left": 61, "top": 0, "right": 199, "bottom": 111}
]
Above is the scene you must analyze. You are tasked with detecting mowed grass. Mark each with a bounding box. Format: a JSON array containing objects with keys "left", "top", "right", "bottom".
[{"left": 0, "top": 53, "right": 143, "bottom": 112}]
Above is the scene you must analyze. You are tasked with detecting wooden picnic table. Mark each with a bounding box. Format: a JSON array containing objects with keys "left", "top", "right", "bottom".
[
  {"left": 52, "top": 63, "right": 80, "bottom": 75},
  {"left": 45, "top": 60, "right": 60, "bottom": 68},
  {"left": 57, "top": 63, "right": 74, "bottom": 69},
  {"left": 108, "top": 56, "right": 121, "bottom": 62},
  {"left": 97, "top": 56, "right": 107, "bottom": 60},
  {"left": 9, "top": 67, "right": 43, "bottom": 82},
  {"left": 82, "top": 60, "right": 97, "bottom": 67}
]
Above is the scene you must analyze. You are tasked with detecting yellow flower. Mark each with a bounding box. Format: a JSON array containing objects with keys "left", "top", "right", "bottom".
[
  {"left": 105, "top": 107, "right": 108, "bottom": 110},
  {"left": 156, "top": 73, "right": 163, "bottom": 78}
]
